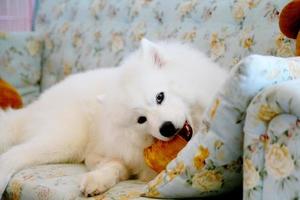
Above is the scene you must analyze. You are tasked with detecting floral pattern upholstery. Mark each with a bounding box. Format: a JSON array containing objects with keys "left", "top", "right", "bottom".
[
  {"left": 3, "top": 164, "right": 150, "bottom": 200},
  {"left": 0, "top": 0, "right": 294, "bottom": 101},
  {"left": 0, "top": 32, "right": 43, "bottom": 104},
  {"left": 243, "top": 58, "right": 300, "bottom": 200},
  {"left": 144, "top": 55, "right": 300, "bottom": 199},
  {"left": 35, "top": 0, "right": 293, "bottom": 90}
]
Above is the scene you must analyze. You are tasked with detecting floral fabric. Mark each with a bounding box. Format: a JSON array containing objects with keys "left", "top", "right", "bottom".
[
  {"left": 144, "top": 55, "right": 300, "bottom": 198},
  {"left": 0, "top": 32, "right": 43, "bottom": 104},
  {"left": 0, "top": 0, "right": 294, "bottom": 99},
  {"left": 3, "top": 164, "right": 153, "bottom": 200},
  {"left": 244, "top": 84, "right": 300, "bottom": 199},
  {"left": 34, "top": 0, "right": 293, "bottom": 90}
]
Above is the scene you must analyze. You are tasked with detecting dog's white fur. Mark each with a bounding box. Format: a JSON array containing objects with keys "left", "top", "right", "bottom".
[{"left": 0, "top": 39, "right": 227, "bottom": 197}]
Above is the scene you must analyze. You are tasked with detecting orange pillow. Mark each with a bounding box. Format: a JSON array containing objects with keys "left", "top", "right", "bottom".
[{"left": 0, "top": 79, "right": 23, "bottom": 109}]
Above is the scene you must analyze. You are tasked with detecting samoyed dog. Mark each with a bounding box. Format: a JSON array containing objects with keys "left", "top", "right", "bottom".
[{"left": 0, "top": 39, "right": 227, "bottom": 197}]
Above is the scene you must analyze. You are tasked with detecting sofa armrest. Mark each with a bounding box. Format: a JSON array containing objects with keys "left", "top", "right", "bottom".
[
  {"left": 243, "top": 79, "right": 300, "bottom": 200},
  {"left": 227, "top": 55, "right": 300, "bottom": 105},
  {"left": 144, "top": 55, "right": 300, "bottom": 198},
  {"left": 0, "top": 32, "right": 44, "bottom": 104}
]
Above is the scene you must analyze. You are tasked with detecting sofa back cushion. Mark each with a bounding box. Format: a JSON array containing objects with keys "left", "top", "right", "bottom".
[
  {"left": 0, "top": 32, "right": 43, "bottom": 104},
  {"left": 35, "top": 0, "right": 293, "bottom": 90}
]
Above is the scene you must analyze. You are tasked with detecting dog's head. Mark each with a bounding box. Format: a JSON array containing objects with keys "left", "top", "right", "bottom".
[{"left": 97, "top": 39, "right": 205, "bottom": 142}]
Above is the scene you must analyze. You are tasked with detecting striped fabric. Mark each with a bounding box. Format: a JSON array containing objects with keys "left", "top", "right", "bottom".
[{"left": 0, "top": 0, "right": 34, "bottom": 31}]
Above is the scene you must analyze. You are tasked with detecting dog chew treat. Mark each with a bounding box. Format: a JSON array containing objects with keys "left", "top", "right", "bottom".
[{"left": 144, "top": 121, "right": 193, "bottom": 173}]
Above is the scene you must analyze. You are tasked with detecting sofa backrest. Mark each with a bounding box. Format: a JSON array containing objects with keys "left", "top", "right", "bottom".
[{"left": 35, "top": 0, "right": 294, "bottom": 90}]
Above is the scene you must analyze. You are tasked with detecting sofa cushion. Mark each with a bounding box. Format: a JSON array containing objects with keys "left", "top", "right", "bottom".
[
  {"left": 4, "top": 164, "right": 154, "bottom": 200},
  {"left": 35, "top": 0, "right": 293, "bottom": 91},
  {"left": 0, "top": 32, "right": 43, "bottom": 104}
]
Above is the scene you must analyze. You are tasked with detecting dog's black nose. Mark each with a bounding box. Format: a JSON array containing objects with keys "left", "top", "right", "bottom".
[{"left": 159, "top": 121, "right": 177, "bottom": 137}]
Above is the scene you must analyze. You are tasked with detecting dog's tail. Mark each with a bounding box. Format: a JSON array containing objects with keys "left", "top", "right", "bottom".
[{"left": 0, "top": 108, "right": 26, "bottom": 154}]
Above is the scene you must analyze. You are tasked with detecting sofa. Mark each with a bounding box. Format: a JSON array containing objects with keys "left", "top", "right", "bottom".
[{"left": 0, "top": 0, "right": 298, "bottom": 199}]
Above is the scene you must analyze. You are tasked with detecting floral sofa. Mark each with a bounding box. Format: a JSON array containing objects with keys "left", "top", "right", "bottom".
[{"left": 0, "top": 0, "right": 299, "bottom": 199}]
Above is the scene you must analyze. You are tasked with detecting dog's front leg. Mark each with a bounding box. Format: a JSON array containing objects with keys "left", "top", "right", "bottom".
[{"left": 80, "top": 153, "right": 129, "bottom": 197}]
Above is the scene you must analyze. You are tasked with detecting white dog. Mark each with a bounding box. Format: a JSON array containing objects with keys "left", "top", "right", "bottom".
[{"left": 0, "top": 39, "right": 227, "bottom": 197}]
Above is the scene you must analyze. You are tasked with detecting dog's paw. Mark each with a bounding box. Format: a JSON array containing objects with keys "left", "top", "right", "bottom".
[{"left": 80, "top": 171, "right": 117, "bottom": 197}]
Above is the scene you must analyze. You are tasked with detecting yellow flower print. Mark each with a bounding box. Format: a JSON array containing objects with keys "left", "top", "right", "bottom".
[
  {"left": 194, "top": 145, "right": 209, "bottom": 170},
  {"left": 72, "top": 31, "right": 82, "bottom": 48},
  {"left": 247, "top": 0, "right": 261, "bottom": 9},
  {"left": 214, "top": 140, "right": 224, "bottom": 149},
  {"left": 146, "top": 187, "right": 160, "bottom": 197},
  {"left": 192, "top": 171, "right": 223, "bottom": 192},
  {"left": 257, "top": 104, "right": 280, "bottom": 123},
  {"left": 90, "top": 0, "right": 106, "bottom": 17},
  {"left": 275, "top": 33, "right": 285, "bottom": 47},
  {"left": 232, "top": 3, "right": 245, "bottom": 21},
  {"left": 210, "top": 98, "right": 220, "bottom": 119},
  {"left": 63, "top": 62, "right": 72, "bottom": 76},
  {"left": 26, "top": 39, "right": 41, "bottom": 56},
  {"left": 0, "top": 32, "right": 7, "bottom": 39},
  {"left": 243, "top": 158, "right": 259, "bottom": 190},
  {"left": 94, "top": 31, "right": 101, "bottom": 42},
  {"left": 146, "top": 172, "right": 164, "bottom": 197},
  {"left": 60, "top": 22, "right": 70, "bottom": 34},
  {"left": 53, "top": 3, "right": 65, "bottom": 18},
  {"left": 167, "top": 161, "right": 185, "bottom": 181},
  {"left": 265, "top": 144, "right": 295, "bottom": 179},
  {"left": 111, "top": 33, "right": 124, "bottom": 53},
  {"left": 45, "top": 35, "right": 53, "bottom": 50},
  {"left": 9, "top": 180, "right": 22, "bottom": 200},
  {"left": 243, "top": 37, "right": 254, "bottom": 49},
  {"left": 182, "top": 30, "right": 197, "bottom": 42},
  {"left": 131, "top": 22, "right": 146, "bottom": 42},
  {"left": 118, "top": 191, "right": 142, "bottom": 200},
  {"left": 232, "top": 56, "right": 241, "bottom": 66},
  {"left": 95, "top": 195, "right": 107, "bottom": 200},
  {"left": 148, "top": 171, "right": 164, "bottom": 189},
  {"left": 210, "top": 33, "right": 225, "bottom": 60},
  {"left": 201, "top": 6, "right": 216, "bottom": 21},
  {"left": 214, "top": 140, "right": 225, "bottom": 160},
  {"left": 275, "top": 33, "right": 294, "bottom": 57},
  {"left": 178, "top": 0, "right": 197, "bottom": 18}
]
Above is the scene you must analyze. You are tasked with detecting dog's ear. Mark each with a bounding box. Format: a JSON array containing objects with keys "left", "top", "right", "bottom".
[{"left": 140, "top": 38, "right": 166, "bottom": 68}]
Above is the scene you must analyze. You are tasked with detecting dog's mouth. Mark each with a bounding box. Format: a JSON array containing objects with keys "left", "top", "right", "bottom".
[{"left": 177, "top": 121, "right": 193, "bottom": 142}]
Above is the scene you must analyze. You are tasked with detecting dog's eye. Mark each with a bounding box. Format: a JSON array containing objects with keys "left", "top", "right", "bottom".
[
  {"left": 137, "top": 116, "right": 147, "bottom": 124},
  {"left": 156, "top": 92, "right": 164, "bottom": 105}
]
